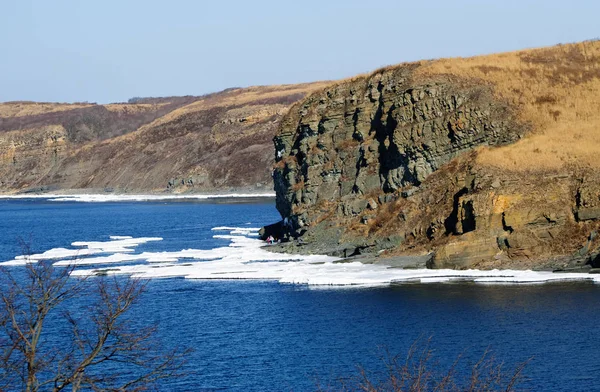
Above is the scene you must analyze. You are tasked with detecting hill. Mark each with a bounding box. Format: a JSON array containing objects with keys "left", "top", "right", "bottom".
[
  {"left": 0, "top": 83, "right": 329, "bottom": 193},
  {"left": 270, "top": 40, "right": 600, "bottom": 270}
]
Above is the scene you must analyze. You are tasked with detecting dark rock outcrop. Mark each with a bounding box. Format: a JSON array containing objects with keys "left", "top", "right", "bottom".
[
  {"left": 273, "top": 67, "right": 524, "bottom": 233},
  {"left": 268, "top": 48, "right": 600, "bottom": 270}
]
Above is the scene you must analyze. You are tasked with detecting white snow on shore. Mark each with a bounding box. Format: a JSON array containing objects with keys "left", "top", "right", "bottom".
[
  {"left": 2, "top": 228, "right": 600, "bottom": 287},
  {"left": 0, "top": 193, "right": 275, "bottom": 202}
]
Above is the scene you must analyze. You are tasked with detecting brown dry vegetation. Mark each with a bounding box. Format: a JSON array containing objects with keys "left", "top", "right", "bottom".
[
  {"left": 414, "top": 40, "right": 600, "bottom": 172},
  {"left": 0, "top": 83, "right": 329, "bottom": 193},
  {"left": 103, "top": 102, "right": 170, "bottom": 113},
  {"left": 0, "top": 102, "right": 94, "bottom": 118},
  {"left": 0, "top": 96, "right": 199, "bottom": 143},
  {"left": 319, "top": 338, "right": 528, "bottom": 392},
  {"left": 134, "top": 82, "right": 331, "bottom": 134},
  {"left": 292, "top": 41, "right": 600, "bottom": 173}
]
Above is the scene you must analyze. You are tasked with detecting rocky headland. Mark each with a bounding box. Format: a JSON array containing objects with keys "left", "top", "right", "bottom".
[{"left": 264, "top": 41, "right": 600, "bottom": 271}]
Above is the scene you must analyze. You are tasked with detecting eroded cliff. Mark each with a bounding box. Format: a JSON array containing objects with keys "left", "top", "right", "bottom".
[{"left": 270, "top": 41, "right": 600, "bottom": 270}]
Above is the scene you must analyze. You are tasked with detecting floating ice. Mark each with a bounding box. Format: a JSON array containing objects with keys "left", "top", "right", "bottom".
[
  {"left": 1, "top": 248, "right": 103, "bottom": 265},
  {"left": 212, "top": 226, "right": 261, "bottom": 236},
  {"left": 212, "top": 226, "right": 261, "bottom": 232},
  {"left": 54, "top": 253, "right": 146, "bottom": 266},
  {"left": 109, "top": 235, "right": 133, "bottom": 240},
  {"left": 1, "top": 236, "right": 163, "bottom": 266},
  {"left": 3, "top": 227, "right": 600, "bottom": 287},
  {"left": 72, "top": 237, "right": 163, "bottom": 252}
]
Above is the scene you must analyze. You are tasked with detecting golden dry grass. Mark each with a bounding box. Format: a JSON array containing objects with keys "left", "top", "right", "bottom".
[
  {"left": 130, "top": 82, "right": 332, "bottom": 136},
  {"left": 0, "top": 102, "right": 94, "bottom": 118},
  {"left": 221, "top": 104, "right": 288, "bottom": 124},
  {"left": 293, "top": 41, "right": 600, "bottom": 173},
  {"left": 414, "top": 40, "right": 600, "bottom": 171},
  {"left": 103, "top": 103, "right": 169, "bottom": 113}
]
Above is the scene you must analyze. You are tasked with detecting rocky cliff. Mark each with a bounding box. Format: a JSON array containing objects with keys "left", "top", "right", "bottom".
[
  {"left": 0, "top": 83, "right": 328, "bottom": 194},
  {"left": 270, "top": 41, "right": 600, "bottom": 270}
]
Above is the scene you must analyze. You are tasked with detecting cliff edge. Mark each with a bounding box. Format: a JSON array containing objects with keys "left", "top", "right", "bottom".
[{"left": 269, "top": 41, "right": 600, "bottom": 270}]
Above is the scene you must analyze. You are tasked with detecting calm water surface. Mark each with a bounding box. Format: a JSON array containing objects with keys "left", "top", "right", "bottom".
[{"left": 0, "top": 199, "right": 599, "bottom": 391}]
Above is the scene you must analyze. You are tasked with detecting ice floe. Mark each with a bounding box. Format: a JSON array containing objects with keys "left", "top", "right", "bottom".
[
  {"left": 1, "top": 236, "right": 162, "bottom": 266},
  {"left": 1, "top": 248, "right": 103, "bottom": 266},
  {"left": 3, "top": 228, "right": 600, "bottom": 287},
  {"left": 212, "top": 226, "right": 261, "bottom": 236},
  {"left": 72, "top": 237, "right": 163, "bottom": 252}
]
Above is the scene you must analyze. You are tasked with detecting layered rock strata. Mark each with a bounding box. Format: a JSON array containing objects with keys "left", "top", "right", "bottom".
[{"left": 269, "top": 44, "right": 600, "bottom": 270}]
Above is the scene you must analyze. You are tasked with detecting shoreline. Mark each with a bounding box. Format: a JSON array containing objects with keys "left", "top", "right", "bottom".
[
  {"left": 0, "top": 192, "right": 276, "bottom": 202},
  {"left": 263, "top": 240, "right": 598, "bottom": 275}
]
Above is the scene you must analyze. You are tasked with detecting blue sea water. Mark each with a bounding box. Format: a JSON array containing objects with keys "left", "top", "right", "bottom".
[{"left": 1, "top": 198, "right": 599, "bottom": 391}]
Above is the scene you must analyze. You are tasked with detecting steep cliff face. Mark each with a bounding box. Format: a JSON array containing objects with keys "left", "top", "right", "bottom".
[
  {"left": 271, "top": 41, "right": 600, "bottom": 270},
  {"left": 274, "top": 68, "right": 524, "bottom": 221},
  {"left": 0, "top": 83, "right": 328, "bottom": 193}
]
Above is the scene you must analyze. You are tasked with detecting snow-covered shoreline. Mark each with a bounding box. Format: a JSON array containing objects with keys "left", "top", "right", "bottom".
[{"left": 0, "top": 193, "right": 275, "bottom": 202}]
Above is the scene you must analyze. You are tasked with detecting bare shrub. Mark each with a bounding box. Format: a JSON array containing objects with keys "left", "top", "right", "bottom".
[
  {"left": 318, "top": 337, "right": 529, "bottom": 392},
  {"left": 0, "top": 250, "right": 189, "bottom": 391}
]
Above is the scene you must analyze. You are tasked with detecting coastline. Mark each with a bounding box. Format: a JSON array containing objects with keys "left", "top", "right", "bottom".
[
  {"left": 0, "top": 192, "right": 276, "bottom": 202},
  {"left": 263, "top": 235, "right": 598, "bottom": 274},
  {"left": 5, "top": 191, "right": 595, "bottom": 280},
  {"left": 3, "top": 224, "right": 600, "bottom": 286}
]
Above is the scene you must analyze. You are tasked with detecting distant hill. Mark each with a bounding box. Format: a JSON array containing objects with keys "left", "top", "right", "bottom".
[{"left": 0, "top": 83, "right": 329, "bottom": 193}]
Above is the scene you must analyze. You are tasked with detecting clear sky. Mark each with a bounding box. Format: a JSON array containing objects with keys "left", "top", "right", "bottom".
[{"left": 0, "top": 0, "right": 598, "bottom": 103}]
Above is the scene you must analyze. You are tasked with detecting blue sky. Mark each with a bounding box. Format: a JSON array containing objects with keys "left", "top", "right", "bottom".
[{"left": 0, "top": 0, "right": 598, "bottom": 103}]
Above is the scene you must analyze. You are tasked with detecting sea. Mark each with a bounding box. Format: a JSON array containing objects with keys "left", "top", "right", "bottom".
[{"left": 0, "top": 196, "right": 599, "bottom": 391}]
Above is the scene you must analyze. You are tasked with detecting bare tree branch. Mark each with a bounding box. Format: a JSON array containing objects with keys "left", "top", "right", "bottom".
[
  {"left": 319, "top": 337, "right": 530, "bottom": 392},
  {"left": 0, "top": 253, "right": 189, "bottom": 392}
]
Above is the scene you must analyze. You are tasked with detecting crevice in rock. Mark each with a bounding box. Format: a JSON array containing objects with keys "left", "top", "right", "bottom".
[
  {"left": 444, "top": 187, "right": 469, "bottom": 235},
  {"left": 461, "top": 200, "right": 476, "bottom": 233},
  {"left": 588, "top": 252, "right": 600, "bottom": 268},
  {"left": 502, "top": 212, "right": 514, "bottom": 233},
  {"left": 351, "top": 108, "right": 362, "bottom": 141}
]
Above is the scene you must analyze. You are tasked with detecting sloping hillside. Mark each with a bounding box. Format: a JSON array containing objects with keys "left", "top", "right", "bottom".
[
  {"left": 270, "top": 40, "right": 600, "bottom": 270},
  {"left": 0, "top": 83, "right": 329, "bottom": 193}
]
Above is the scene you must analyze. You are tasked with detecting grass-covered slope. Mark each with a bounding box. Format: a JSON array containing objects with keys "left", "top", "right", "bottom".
[
  {"left": 0, "top": 83, "right": 329, "bottom": 193},
  {"left": 416, "top": 41, "right": 600, "bottom": 172}
]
